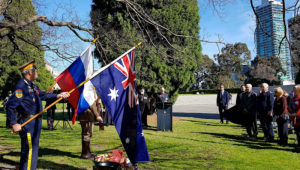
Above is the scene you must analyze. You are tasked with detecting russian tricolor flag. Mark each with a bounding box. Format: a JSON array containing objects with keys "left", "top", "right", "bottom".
[{"left": 55, "top": 46, "right": 95, "bottom": 124}]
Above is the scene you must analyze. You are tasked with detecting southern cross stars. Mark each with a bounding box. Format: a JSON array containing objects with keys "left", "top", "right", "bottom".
[{"left": 108, "top": 87, "right": 119, "bottom": 101}]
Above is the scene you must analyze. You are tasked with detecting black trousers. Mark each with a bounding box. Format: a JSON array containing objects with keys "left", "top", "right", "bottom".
[
  {"left": 294, "top": 125, "right": 300, "bottom": 146},
  {"left": 47, "top": 108, "right": 55, "bottom": 130},
  {"left": 102, "top": 110, "right": 113, "bottom": 125},
  {"left": 218, "top": 105, "right": 228, "bottom": 123},
  {"left": 6, "top": 112, "right": 11, "bottom": 128},
  {"left": 246, "top": 113, "right": 258, "bottom": 137},
  {"left": 260, "top": 114, "right": 274, "bottom": 139},
  {"left": 276, "top": 117, "right": 288, "bottom": 144}
]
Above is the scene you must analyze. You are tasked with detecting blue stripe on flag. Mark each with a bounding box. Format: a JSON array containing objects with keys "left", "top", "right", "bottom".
[
  {"left": 68, "top": 57, "right": 86, "bottom": 86},
  {"left": 77, "top": 94, "right": 91, "bottom": 114}
]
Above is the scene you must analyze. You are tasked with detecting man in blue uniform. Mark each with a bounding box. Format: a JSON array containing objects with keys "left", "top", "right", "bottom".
[{"left": 6, "top": 61, "right": 70, "bottom": 170}]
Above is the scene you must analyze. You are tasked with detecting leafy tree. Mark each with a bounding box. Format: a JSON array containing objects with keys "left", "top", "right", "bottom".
[
  {"left": 0, "top": 0, "right": 54, "bottom": 98},
  {"left": 288, "top": 15, "right": 300, "bottom": 83},
  {"left": 213, "top": 42, "right": 251, "bottom": 87},
  {"left": 194, "top": 55, "right": 219, "bottom": 89},
  {"left": 246, "top": 56, "right": 285, "bottom": 86},
  {"left": 90, "top": 0, "right": 202, "bottom": 100}
]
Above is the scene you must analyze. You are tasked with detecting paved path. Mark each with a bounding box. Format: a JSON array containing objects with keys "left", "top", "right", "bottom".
[{"left": 173, "top": 94, "right": 237, "bottom": 120}]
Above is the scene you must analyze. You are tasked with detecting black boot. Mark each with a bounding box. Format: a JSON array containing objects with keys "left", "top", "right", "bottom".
[{"left": 81, "top": 141, "right": 94, "bottom": 159}]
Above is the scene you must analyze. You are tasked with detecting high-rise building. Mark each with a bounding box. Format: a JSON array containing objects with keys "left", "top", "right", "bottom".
[{"left": 255, "top": 0, "right": 292, "bottom": 82}]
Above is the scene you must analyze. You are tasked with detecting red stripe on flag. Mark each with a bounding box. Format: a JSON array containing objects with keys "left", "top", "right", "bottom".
[{"left": 55, "top": 69, "right": 81, "bottom": 123}]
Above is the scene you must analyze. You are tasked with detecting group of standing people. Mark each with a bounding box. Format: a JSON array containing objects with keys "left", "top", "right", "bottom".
[{"left": 227, "top": 83, "right": 300, "bottom": 146}]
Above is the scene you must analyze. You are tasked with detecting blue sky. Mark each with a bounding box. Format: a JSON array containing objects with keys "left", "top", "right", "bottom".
[
  {"left": 39, "top": 0, "right": 294, "bottom": 72},
  {"left": 198, "top": 0, "right": 257, "bottom": 60}
]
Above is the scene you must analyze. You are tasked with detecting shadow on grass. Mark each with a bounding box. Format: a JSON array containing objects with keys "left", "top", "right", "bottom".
[
  {"left": 0, "top": 148, "right": 85, "bottom": 169},
  {"left": 173, "top": 112, "right": 219, "bottom": 120},
  {"left": 183, "top": 119, "right": 243, "bottom": 129},
  {"left": 195, "top": 131, "right": 300, "bottom": 153},
  {"left": 143, "top": 126, "right": 158, "bottom": 131},
  {"left": 96, "top": 144, "right": 123, "bottom": 154}
]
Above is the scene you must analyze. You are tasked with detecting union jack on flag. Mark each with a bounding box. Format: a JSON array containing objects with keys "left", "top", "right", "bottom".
[
  {"left": 91, "top": 49, "right": 150, "bottom": 163},
  {"left": 114, "top": 51, "right": 138, "bottom": 108}
]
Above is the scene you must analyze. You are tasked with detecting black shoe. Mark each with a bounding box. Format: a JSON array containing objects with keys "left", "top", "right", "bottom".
[{"left": 268, "top": 137, "right": 275, "bottom": 142}]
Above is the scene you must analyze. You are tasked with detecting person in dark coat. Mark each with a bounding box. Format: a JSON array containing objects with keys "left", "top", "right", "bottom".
[
  {"left": 67, "top": 101, "right": 75, "bottom": 121},
  {"left": 236, "top": 85, "right": 245, "bottom": 108},
  {"left": 138, "top": 87, "right": 150, "bottom": 127},
  {"left": 216, "top": 84, "right": 230, "bottom": 124},
  {"left": 274, "top": 87, "right": 289, "bottom": 146},
  {"left": 257, "top": 83, "right": 274, "bottom": 142},
  {"left": 240, "top": 83, "right": 258, "bottom": 139},
  {"left": 45, "top": 97, "right": 57, "bottom": 130},
  {"left": 3, "top": 91, "right": 13, "bottom": 128}
]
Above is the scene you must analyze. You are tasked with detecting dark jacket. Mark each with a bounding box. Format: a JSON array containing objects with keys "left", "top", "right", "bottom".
[
  {"left": 217, "top": 90, "right": 230, "bottom": 107},
  {"left": 273, "top": 96, "right": 288, "bottom": 117},
  {"left": 240, "top": 91, "right": 257, "bottom": 114},
  {"left": 236, "top": 91, "right": 244, "bottom": 107},
  {"left": 138, "top": 92, "right": 150, "bottom": 114},
  {"left": 45, "top": 98, "right": 57, "bottom": 110},
  {"left": 257, "top": 91, "right": 274, "bottom": 114},
  {"left": 157, "top": 93, "right": 169, "bottom": 103}
]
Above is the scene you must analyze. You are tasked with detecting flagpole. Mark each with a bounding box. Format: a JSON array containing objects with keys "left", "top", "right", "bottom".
[
  {"left": 45, "top": 37, "right": 99, "bottom": 94},
  {"left": 90, "top": 41, "right": 143, "bottom": 80},
  {"left": 46, "top": 81, "right": 56, "bottom": 93},
  {"left": 10, "top": 41, "right": 142, "bottom": 135},
  {"left": 10, "top": 77, "right": 91, "bottom": 135}
]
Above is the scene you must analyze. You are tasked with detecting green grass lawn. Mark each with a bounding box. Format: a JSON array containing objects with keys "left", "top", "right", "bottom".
[{"left": 1, "top": 111, "right": 300, "bottom": 170}]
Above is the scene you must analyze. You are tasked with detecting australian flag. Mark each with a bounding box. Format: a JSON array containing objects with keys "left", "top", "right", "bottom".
[{"left": 90, "top": 50, "right": 150, "bottom": 163}]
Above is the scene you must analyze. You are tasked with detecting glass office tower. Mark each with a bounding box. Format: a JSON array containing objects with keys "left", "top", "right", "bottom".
[{"left": 255, "top": 0, "right": 291, "bottom": 81}]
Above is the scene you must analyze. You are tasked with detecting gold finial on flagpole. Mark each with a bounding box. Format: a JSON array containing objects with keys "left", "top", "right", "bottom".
[
  {"left": 135, "top": 42, "right": 143, "bottom": 48},
  {"left": 92, "top": 37, "right": 98, "bottom": 45}
]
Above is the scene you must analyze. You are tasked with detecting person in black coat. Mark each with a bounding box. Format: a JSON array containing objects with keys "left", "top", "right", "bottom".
[
  {"left": 216, "top": 84, "right": 230, "bottom": 124},
  {"left": 45, "top": 97, "right": 57, "bottom": 130},
  {"left": 257, "top": 83, "right": 274, "bottom": 141},
  {"left": 236, "top": 85, "right": 245, "bottom": 108},
  {"left": 138, "top": 87, "right": 150, "bottom": 127},
  {"left": 240, "top": 84, "right": 258, "bottom": 139}
]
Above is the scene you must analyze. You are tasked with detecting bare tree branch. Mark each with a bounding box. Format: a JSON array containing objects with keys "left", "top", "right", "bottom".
[{"left": 0, "top": 15, "right": 94, "bottom": 42}]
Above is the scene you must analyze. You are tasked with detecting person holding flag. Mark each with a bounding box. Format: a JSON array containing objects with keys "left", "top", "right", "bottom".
[
  {"left": 90, "top": 44, "right": 150, "bottom": 164},
  {"left": 36, "top": 41, "right": 149, "bottom": 165},
  {"left": 78, "top": 101, "right": 103, "bottom": 159},
  {"left": 6, "top": 61, "right": 70, "bottom": 170}
]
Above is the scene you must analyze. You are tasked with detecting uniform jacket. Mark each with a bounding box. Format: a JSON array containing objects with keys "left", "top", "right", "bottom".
[
  {"left": 217, "top": 90, "right": 230, "bottom": 107},
  {"left": 257, "top": 91, "right": 274, "bottom": 114},
  {"left": 78, "top": 102, "right": 100, "bottom": 122},
  {"left": 6, "top": 78, "right": 57, "bottom": 125}
]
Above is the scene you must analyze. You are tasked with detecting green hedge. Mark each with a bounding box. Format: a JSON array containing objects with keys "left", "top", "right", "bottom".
[{"left": 179, "top": 88, "right": 240, "bottom": 94}]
